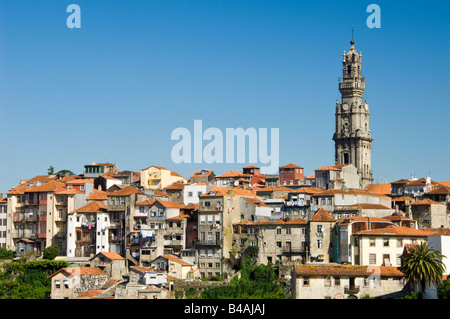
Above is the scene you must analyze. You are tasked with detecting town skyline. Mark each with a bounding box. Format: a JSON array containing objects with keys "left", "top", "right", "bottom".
[{"left": 1, "top": 1, "right": 449, "bottom": 193}]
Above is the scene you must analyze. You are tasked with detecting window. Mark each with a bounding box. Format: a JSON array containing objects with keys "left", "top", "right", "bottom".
[
  {"left": 286, "top": 228, "right": 291, "bottom": 234},
  {"left": 335, "top": 277, "right": 340, "bottom": 286},
  {"left": 55, "top": 280, "right": 61, "bottom": 288},
  {"left": 369, "top": 254, "right": 376, "bottom": 265},
  {"left": 383, "top": 238, "right": 389, "bottom": 247},
  {"left": 369, "top": 238, "right": 376, "bottom": 247},
  {"left": 188, "top": 192, "right": 193, "bottom": 197},
  {"left": 303, "top": 277, "right": 310, "bottom": 286},
  {"left": 397, "top": 239, "right": 403, "bottom": 247},
  {"left": 200, "top": 215, "right": 206, "bottom": 224},
  {"left": 317, "top": 239, "right": 323, "bottom": 248},
  {"left": 64, "top": 280, "right": 69, "bottom": 288},
  {"left": 276, "top": 228, "right": 281, "bottom": 234},
  {"left": 204, "top": 201, "right": 211, "bottom": 207}
]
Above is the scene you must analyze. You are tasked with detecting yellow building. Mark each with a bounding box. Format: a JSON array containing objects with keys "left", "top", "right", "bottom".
[{"left": 140, "top": 165, "right": 186, "bottom": 190}]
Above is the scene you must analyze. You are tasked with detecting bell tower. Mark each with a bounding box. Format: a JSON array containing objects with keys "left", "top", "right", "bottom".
[{"left": 333, "top": 40, "right": 373, "bottom": 188}]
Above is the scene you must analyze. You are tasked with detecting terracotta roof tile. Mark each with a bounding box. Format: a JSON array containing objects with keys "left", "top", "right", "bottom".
[
  {"left": 294, "top": 264, "right": 404, "bottom": 277},
  {"left": 107, "top": 186, "right": 144, "bottom": 196},
  {"left": 410, "top": 198, "right": 444, "bottom": 206},
  {"left": 354, "top": 225, "right": 433, "bottom": 236},
  {"left": 279, "top": 163, "right": 303, "bottom": 169},
  {"left": 71, "top": 201, "right": 107, "bottom": 214},
  {"left": 310, "top": 208, "right": 335, "bottom": 222}
]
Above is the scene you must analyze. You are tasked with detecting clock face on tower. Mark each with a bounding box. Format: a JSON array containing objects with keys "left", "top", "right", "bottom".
[{"left": 342, "top": 103, "right": 349, "bottom": 111}]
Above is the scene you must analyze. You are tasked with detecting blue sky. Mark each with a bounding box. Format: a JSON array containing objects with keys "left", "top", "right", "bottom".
[{"left": 0, "top": 0, "right": 449, "bottom": 193}]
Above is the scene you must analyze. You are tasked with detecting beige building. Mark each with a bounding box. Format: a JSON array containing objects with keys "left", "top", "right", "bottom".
[
  {"left": 6, "top": 176, "right": 91, "bottom": 255},
  {"left": 233, "top": 218, "right": 308, "bottom": 265},
  {"left": 315, "top": 164, "right": 360, "bottom": 190},
  {"left": 197, "top": 187, "right": 263, "bottom": 278},
  {"left": 89, "top": 252, "right": 127, "bottom": 279},
  {"left": 151, "top": 254, "right": 198, "bottom": 280},
  {"left": 308, "top": 208, "right": 336, "bottom": 263},
  {"left": 353, "top": 225, "right": 433, "bottom": 267},
  {"left": 409, "top": 199, "right": 448, "bottom": 229},
  {"left": 140, "top": 165, "right": 186, "bottom": 190},
  {"left": 291, "top": 264, "right": 407, "bottom": 299},
  {"left": 49, "top": 266, "right": 109, "bottom": 299}
]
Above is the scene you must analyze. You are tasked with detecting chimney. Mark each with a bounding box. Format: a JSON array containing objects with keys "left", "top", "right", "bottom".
[{"left": 367, "top": 217, "right": 371, "bottom": 230}]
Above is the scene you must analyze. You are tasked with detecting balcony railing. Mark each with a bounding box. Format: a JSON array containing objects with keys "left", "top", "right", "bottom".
[{"left": 344, "top": 285, "right": 360, "bottom": 294}]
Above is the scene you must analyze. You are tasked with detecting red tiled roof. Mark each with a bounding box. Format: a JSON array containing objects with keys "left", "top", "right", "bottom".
[
  {"left": 107, "top": 186, "right": 144, "bottom": 196},
  {"left": 365, "top": 183, "right": 391, "bottom": 195},
  {"left": 50, "top": 267, "right": 107, "bottom": 278},
  {"left": 71, "top": 201, "right": 107, "bottom": 214},
  {"left": 294, "top": 264, "right": 404, "bottom": 277},
  {"left": 354, "top": 225, "right": 433, "bottom": 236},
  {"left": 98, "top": 252, "right": 125, "bottom": 260},
  {"left": 87, "top": 189, "right": 108, "bottom": 200},
  {"left": 410, "top": 198, "right": 444, "bottom": 206},
  {"left": 159, "top": 254, "right": 192, "bottom": 266},
  {"left": 77, "top": 290, "right": 105, "bottom": 298},
  {"left": 310, "top": 208, "right": 335, "bottom": 222},
  {"left": 215, "top": 170, "right": 245, "bottom": 178},
  {"left": 280, "top": 163, "right": 303, "bottom": 169}
]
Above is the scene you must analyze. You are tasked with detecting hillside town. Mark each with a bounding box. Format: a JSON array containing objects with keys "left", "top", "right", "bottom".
[
  {"left": 1, "top": 161, "right": 449, "bottom": 299},
  {"left": 1, "top": 40, "right": 448, "bottom": 300}
]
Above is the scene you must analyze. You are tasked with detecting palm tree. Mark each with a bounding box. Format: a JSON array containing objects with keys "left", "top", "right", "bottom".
[{"left": 400, "top": 242, "right": 446, "bottom": 299}]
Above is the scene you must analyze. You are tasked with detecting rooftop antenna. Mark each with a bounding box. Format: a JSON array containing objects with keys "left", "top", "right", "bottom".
[{"left": 352, "top": 25, "right": 354, "bottom": 42}]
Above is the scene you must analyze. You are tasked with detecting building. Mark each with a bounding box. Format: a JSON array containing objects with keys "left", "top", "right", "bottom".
[
  {"left": 279, "top": 163, "right": 305, "bottom": 187},
  {"left": 197, "top": 187, "right": 263, "bottom": 278},
  {"left": 409, "top": 199, "right": 448, "bottom": 229},
  {"left": 0, "top": 197, "right": 7, "bottom": 248},
  {"left": 6, "top": 178, "right": 76, "bottom": 255},
  {"left": 314, "top": 164, "right": 360, "bottom": 190},
  {"left": 352, "top": 225, "right": 432, "bottom": 267},
  {"left": 151, "top": 254, "right": 198, "bottom": 279},
  {"left": 232, "top": 218, "right": 308, "bottom": 265},
  {"left": 89, "top": 252, "right": 127, "bottom": 279},
  {"left": 291, "top": 264, "right": 407, "bottom": 299},
  {"left": 140, "top": 165, "right": 186, "bottom": 190},
  {"left": 214, "top": 170, "right": 251, "bottom": 188},
  {"left": 189, "top": 169, "right": 216, "bottom": 184},
  {"left": 106, "top": 186, "right": 147, "bottom": 259},
  {"left": 84, "top": 162, "right": 119, "bottom": 178},
  {"left": 333, "top": 40, "right": 373, "bottom": 187},
  {"left": 67, "top": 201, "right": 109, "bottom": 258},
  {"left": 49, "top": 266, "right": 109, "bottom": 299},
  {"left": 308, "top": 209, "right": 336, "bottom": 263}
]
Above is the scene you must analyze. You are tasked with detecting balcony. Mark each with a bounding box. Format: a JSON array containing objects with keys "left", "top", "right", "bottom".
[
  {"left": 13, "top": 230, "right": 36, "bottom": 239},
  {"left": 39, "top": 215, "right": 47, "bottom": 222},
  {"left": 39, "top": 199, "right": 47, "bottom": 205},
  {"left": 25, "top": 199, "right": 38, "bottom": 205},
  {"left": 344, "top": 285, "right": 360, "bottom": 294}
]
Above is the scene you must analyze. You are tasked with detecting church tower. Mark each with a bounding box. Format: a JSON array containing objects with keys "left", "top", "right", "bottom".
[{"left": 333, "top": 40, "right": 373, "bottom": 188}]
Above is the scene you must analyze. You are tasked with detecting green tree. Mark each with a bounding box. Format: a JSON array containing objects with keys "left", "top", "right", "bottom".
[
  {"left": 200, "top": 246, "right": 290, "bottom": 299},
  {"left": 48, "top": 165, "right": 54, "bottom": 175},
  {"left": 0, "top": 248, "right": 14, "bottom": 260},
  {"left": 43, "top": 245, "right": 60, "bottom": 260},
  {"left": 400, "top": 242, "right": 446, "bottom": 299},
  {"left": 437, "top": 277, "right": 450, "bottom": 299},
  {"left": 56, "top": 169, "right": 75, "bottom": 176}
]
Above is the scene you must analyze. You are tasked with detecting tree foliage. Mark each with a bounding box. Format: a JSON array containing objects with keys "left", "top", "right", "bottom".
[
  {"left": 200, "top": 247, "right": 290, "bottom": 299},
  {"left": 437, "top": 277, "right": 450, "bottom": 299},
  {"left": 0, "top": 260, "right": 68, "bottom": 299},
  {"left": 43, "top": 245, "right": 60, "bottom": 260},
  {"left": 0, "top": 248, "right": 14, "bottom": 260},
  {"left": 400, "top": 242, "right": 446, "bottom": 299}
]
